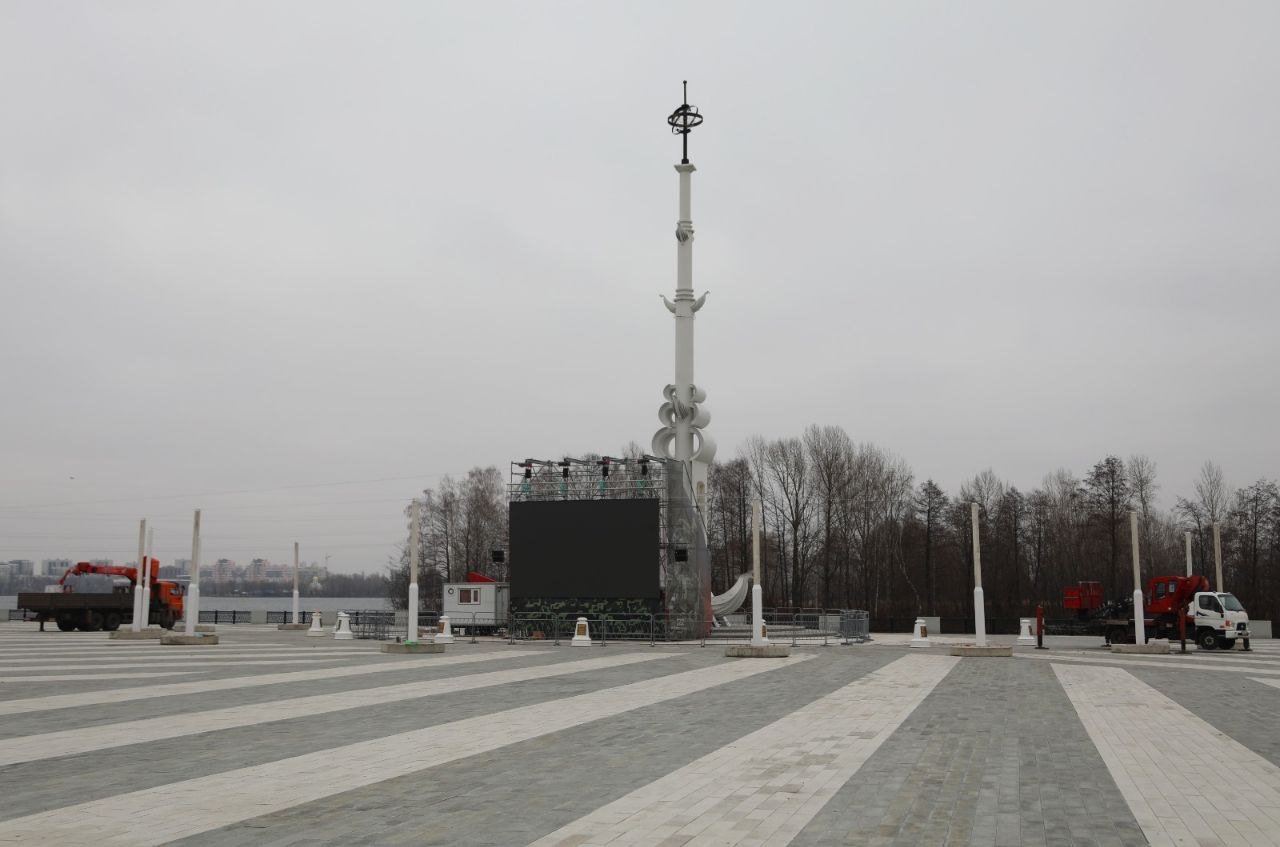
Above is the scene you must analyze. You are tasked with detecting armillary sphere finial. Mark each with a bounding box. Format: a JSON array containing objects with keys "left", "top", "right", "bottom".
[{"left": 667, "top": 80, "right": 703, "bottom": 165}]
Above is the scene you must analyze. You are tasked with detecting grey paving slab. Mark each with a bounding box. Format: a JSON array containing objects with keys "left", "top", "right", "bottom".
[
  {"left": 786, "top": 655, "right": 1147, "bottom": 847},
  {"left": 0, "top": 649, "right": 712, "bottom": 818},
  {"left": 167, "top": 650, "right": 900, "bottom": 847}
]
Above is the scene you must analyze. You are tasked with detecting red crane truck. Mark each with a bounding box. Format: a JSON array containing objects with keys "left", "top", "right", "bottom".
[
  {"left": 16, "top": 560, "right": 185, "bottom": 632},
  {"left": 1064, "top": 574, "right": 1252, "bottom": 650}
]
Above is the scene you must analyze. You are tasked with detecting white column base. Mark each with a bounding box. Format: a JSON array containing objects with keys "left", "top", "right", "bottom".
[
  {"left": 434, "top": 614, "right": 455, "bottom": 644},
  {"left": 332, "top": 611, "right": 354, "bottom": 640},
  {"left": 291, "top": 590, "right": 300, "bottom": 625},
  {"left": 139, "top": 586, "right": 152, "bottom": 628},
  {"left": 909, "top": 617, "right": 931, "bottom": 647},
  {"left": 973, "top": 586, "right": 987, "bottom": 647},
  {"left": 750, "top": 585, "right": 769, "bottom": 646},
  {"left": 184, "top": 584, "right": 200, "bottom": 637},
  {"left": 406, "top": 586, "right": 419, "bottom": 644},
  {"left": 1133, "top": 589, "right": 1146, "bottom": 645},
  {"left": 1017, "top": 617, "right": 1036, "bottom": 646},
  {"left": 307, "top": 610, "right": 325, "bottom": 636},
  {"left": 570, "top": 616, "right": 592, "bottom": 646}
]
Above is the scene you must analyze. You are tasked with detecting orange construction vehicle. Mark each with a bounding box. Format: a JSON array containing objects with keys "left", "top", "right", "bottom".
[{"left": 17, "top": 559, "right": 185, "bottom": 632}]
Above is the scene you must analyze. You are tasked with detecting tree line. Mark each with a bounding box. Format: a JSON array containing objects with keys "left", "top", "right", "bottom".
[{"left": 708, "top": 424, "right": 1280, "bottom": 625}]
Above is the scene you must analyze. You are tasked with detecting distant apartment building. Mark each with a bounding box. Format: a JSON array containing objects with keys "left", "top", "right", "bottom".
[
  {"left": 41, "top": 558, "right": 73, "bottom": 577},
  {"left": 7, "top": 560, "right": 34, "bottom": 576},
  {"left": 214, "top": 558, "right": 237, "bottom": 582},
  {"left": 263, "top": 564, "right": 288, "bottom": 581},
  {"left": 248, "top": 558, "right": 268, "bottom": 581},
  {"left": 89, "top": 558, "right": 113, "bottom": 568}
]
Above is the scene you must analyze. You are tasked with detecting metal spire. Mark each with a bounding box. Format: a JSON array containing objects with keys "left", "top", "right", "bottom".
[{"left": 666, "top": 79, "right": 704, "bottom": 164}]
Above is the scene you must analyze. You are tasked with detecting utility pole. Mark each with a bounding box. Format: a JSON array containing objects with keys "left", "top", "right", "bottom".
[
  {"left": 1212, "top": 522, "right": 1224, "bottom": 592},
  {"left": 971, "top": 502, "right": 986, "bottom": 647},
  {"left": 1131, "top": 510, "right": 1144, "bottom": 645},
  {"left": 292, "top": 542, "right": 300, "bottom": 625},
  {"left": 750, "top": 496, "right": 767, "bottom": 646},
  {"left": 140, "top": 525, "right": 154, "bottom": 628},
  {"left": 407, "top": 499, "right": 421, "bottom": 644},
  {"left": 131, "top": 518, "right": 146, "bottom": 632}
]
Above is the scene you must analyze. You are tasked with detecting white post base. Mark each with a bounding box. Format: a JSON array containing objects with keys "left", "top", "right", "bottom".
[
  {"left": 406, "top": 584, "right": 419, "bottom": 644},
  {"left": 750, "top": 585, "right": 769, "bottom": 646},
  {"left": 307, "top": 610, "right": 325, "bottom": 637},
  {"left": 1017, "top": 617, "right": 1036, "bottom": 646},
  {"left": 139, "top": 586, "right": 152, "bottom": 629},
  {"left": 183, "top": 584, "right": 200, "bottom": 637},
  {"left": 910, "top": 617, "right": 931, "bottom": 647},
  {"left": 1133, "top": 589, "right": 1145, "bottom": 645},
  {"left": 291, "top": 589, "right": 300, "bottom": 625},
  {"left": 434, "top": 614, "right": 455, "bottom": 644},
  {"left": 332, "top": 611, "right": 354, "bottom": 640},
  {"left": 973, "top": 586, "right": 987, "bottom": 647},
  {"left": 570, "top": 616, "right": 592, "bottom": 646}
]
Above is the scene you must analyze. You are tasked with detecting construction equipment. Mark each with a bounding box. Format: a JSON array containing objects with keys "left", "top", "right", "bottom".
[
  {"left": 16, "top": 559, "right": 184, "bottom": 632},
  {"left": 1063, "top": 575, "right": 1251, "bottom": 650}
]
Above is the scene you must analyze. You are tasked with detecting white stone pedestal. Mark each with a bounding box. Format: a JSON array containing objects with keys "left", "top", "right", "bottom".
[
  {"left": 571, "top": 616, "right": 592, "bottom": 646},
  {"left": 1017, "top": 618, "right": 1036, "bottom": 646},
  {"left": 434, "top": 615, "right": 455, "bottom": 644},
  {"left": 909, "top": 617, "right": 932, "bottom": 648},
  {"left": 332, "top": 611, "right": 353, "bottom": 640},
  {"left": 307, "top": 611, "right": 326, "bottom": 637}
]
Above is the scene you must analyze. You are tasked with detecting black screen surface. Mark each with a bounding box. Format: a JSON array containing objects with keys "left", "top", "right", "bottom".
[{"left": 509, "top": 499, "right": 659, "bottom": 599}]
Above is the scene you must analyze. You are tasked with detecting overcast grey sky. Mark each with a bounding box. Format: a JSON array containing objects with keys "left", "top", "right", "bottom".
[{"left": 2, "top": 2, "right": 1277, "bottom": 574}]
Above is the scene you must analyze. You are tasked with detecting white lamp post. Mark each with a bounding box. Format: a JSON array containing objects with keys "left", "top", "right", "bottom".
[
  {"left": 292, "top": 542, "right": 300, "bottom": 625},
  {"left": 1212, "top": 522, "right": 1223, "bottom": 592},
  {"left": 750, "top": 496, "right": 767, "bottom": 646},
  {"left": 1131, "top": 510, "right": 1144, "bottom": 645},
  {"left": 1184, "top": 530, "right": 1193, "bottom": 577},
  {"left": 971, "top": 502, "right": 987, "bottom": 647},
  {"left": 407, "top": 499, "right": 421, "bottom": 644},
  {"left": 139, "top": 526, "right": 154, "bottom": 628},
  {"left": 131, "top": 518, "right": 146, "bottom": 632},
  {"left": 184, "top": 509, "right": 201, "bottom": 637}
]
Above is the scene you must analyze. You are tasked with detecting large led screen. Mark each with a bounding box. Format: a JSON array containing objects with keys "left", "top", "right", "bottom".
[{"left": 509, "top": 499, "right": 660, "bottom": 599}]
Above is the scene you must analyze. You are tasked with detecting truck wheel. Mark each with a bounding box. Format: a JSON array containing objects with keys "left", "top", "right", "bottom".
[
  {"left": 160, "top": 611, "right": 175, "bottom": 630},
  {"left": 56, "top": 616, "right": 77, "bottom": 632},
  {"left": 1217, "top": 637, "right": 1234, "bottom": 651},
  {"left": 1196, "top": 629, "right": 1218, "bottom": 650},
  {"left": 103, "top": 612, "right": 121, "bottom": 632},
  {"left": 86, "top": 611, "right": 104, "bottom": 632},
  {"left": 1107, "top": 626, "right": 1128, "bottom": 645}
]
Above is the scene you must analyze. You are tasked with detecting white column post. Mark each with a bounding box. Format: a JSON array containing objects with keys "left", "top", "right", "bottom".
[
  {"left": 1184, "top": 531, "right": 1193, "bottom": 578},
  {"left": 292, "top": 542, "right": 300, "bottom": 625},
  {"left": 407, "top": 499, "right": 420, "bottom": 644},
  {"left": 971, "top": 502, "right": 986, "bottom": 647},
  {"left": 1131, "top": 510, "right": 1144, "bottom": 645},
  {"left": 751, "top": 496, "right": 767, "bottom": 646},
  {"left": 131, "top": 518, "right": 146, "bottom": 632},
  {"left": 184, "top": 509, "right": 201, "bottom": 637},
  {"left": 1212, "top": 522, "right": 1223, "bottom": 592},
  {"left": 140, "top": 526, "right": 154, "bottom": 628}
]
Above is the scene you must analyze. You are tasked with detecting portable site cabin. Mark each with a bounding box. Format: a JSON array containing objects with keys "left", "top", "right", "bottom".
[{"left": 442, "top": 573, "right": 508, "bottom": 633}]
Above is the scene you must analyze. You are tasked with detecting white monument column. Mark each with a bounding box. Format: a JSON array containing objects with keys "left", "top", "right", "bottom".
[
  {"left": 1184, "top": 530, "right": 1193, "bottom": 577},
  {"left": 184, "top": 509, "right": 201, "bottom": 637},
  {"left": 407, "top": 499, "right": 421, "bottom": 644},
  {"left": 1212, "top": 522, "right": 1223, "bottom": 592},
  {"left": 1131, "top": 510, "right": 1145, "bottom": 645},
  {"left": 140, "top": 525, "right": 154, "bottom": 628},
  {"left": 971, "top": 502, "right": 987, "bottom": 647},
  {"left": 750, "top": 496, "right": 768, "bottom": 646},
  {"left": 292, "top": 542, "right": 300, "bottom": 625},
  {"left": 652, "top": 82, "right": 715, "bottom": 505},
  {"left": 131, "top": 518, "right": 147, "bottom": 632}
]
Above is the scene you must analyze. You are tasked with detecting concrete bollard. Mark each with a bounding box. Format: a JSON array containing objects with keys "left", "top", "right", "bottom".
[
  {"left": 332, "top": 611, "right": 354, "bottom": 640},
  {"left": 307, "top": 611, "right": 325, "bottom": 637},
  {"left": 434, "top": 615, "right": 455, "bottom": 644},
  {"left": 909, "top": 617, "right": 931, "bottom": 648},
  {"left": 1017, "top": 618, "right": 1036, "bottom": 646},
  {"left": 571, "top": 616, "right": 592, "bottom": 647}
]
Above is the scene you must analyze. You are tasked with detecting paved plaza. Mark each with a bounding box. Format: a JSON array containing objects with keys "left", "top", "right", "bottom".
[{"left": 0, "top": 624, "right": 1278, "bottom": 845}]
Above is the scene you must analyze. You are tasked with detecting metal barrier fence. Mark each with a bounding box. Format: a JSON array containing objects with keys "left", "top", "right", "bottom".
[
  {"left": 199, "top": 610, "right": 251, "bottom": 624},
  {"left": 506, "top": 610, "right": 870, "bottom": 646},
  {"left": 266, "top": 610, "right": 316, "bottom": 625}
]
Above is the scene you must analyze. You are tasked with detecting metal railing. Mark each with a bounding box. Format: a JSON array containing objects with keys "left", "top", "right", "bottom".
[
  {"left": 6, "top": 609, "right": 38, "bottom": 622},
  {"left": 266, "top": 610, "right": 315, "bottom": 625},
  {"left": 505, "top": 609, "right": 868, "bottom": 646},
  {"left": 198, "top": 610, "right": 251, "bottom": 624}
]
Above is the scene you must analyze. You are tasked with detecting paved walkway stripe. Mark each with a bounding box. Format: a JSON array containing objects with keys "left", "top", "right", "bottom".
[
  {"left": 0, "top": 671, "right": 199, "bottom": 683},
  {"left": 528, "top": 654, "right": 958, "bottom": 847},
  {"left": 0, "top": 650, "right": 378, "bottom": 665},
  {"left": 0, "top": 652, "right": 676, "bottom": 767},
  {"left": 1054, "top": 663, "right": 1280, "bottom": 845},
  {"left": 1017, "top": 651, "right": 1280, "bottom": 676},
  {"left": 0, "top": 655, "right": 811, "bottom": 845},
  {"left": 0, "top": 649, "right": 532, "bottom": 716},
  {"left": 0, "top": 659, "right": 346, "bottom": 673},
  {"left": 0, "top": 647, "right": 371, "bottom": 657},
  {"left": 1248, "top": 677, "right": 1280, "bottom": 692}
]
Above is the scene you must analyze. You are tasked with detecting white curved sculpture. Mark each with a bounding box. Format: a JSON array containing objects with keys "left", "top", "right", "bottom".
[{"left": 711, "top": 573, "right": 751, "bottom": 617}]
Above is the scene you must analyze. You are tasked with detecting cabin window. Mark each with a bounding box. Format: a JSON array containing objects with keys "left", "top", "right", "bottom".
[
  {"left": 458, "top": 588, "right": 480, "bottom": 604},
  {"left": 1155, "top": 583, "right": 1166, "bottom": 599},
  {"left": 1198, "top": 595, "right": 1222, "bottom": 614}
]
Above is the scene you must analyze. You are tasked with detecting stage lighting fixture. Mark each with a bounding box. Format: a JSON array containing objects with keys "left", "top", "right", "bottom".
[{"left": 491, "top": 550, "right": 505, "bottom": 564}]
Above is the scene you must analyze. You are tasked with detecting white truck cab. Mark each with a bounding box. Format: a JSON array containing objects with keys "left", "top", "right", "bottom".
[{"left": 1192, "top": 591, "right": 1251, "bottom": 651}]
